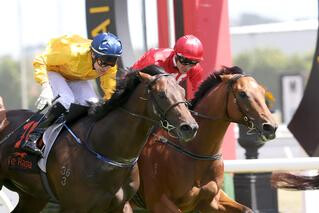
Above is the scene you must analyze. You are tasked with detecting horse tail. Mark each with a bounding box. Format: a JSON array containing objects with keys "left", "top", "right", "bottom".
[{"left": 271, "top": 172, "right": 319, "bottom": 190}]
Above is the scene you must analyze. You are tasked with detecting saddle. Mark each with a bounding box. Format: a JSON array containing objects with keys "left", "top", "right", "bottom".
[
  {"left": 8, "top": 104, "right": 89, "bottom": 173},
  {"left": 9, "top": 114, "right": 45, "bottom": 172}
]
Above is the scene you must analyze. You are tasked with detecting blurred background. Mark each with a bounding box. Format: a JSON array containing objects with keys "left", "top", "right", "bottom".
[
  {"left": 0, "top": 0, "right": 318, "bottom": 212},
  {"left": 0, "top": 0, "right": 316, "bottom": 119}
]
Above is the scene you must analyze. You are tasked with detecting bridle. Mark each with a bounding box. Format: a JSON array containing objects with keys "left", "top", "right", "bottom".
[
  {"left": 226, "top": 75, "right": 264, "bottom": 136},
  {"left": 121, "top": 73, "right": 188, "bottom": 133},
  {"left": 191, "top": 74, "right": 262, "bottom": 136},
  {"left": 155, "top": 74, "right": 264, "bottom": 161}
]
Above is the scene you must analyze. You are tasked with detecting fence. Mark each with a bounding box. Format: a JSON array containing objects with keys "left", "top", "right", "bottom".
[{"left": 224, "top": 157, "right": 319, "bottom": 173}]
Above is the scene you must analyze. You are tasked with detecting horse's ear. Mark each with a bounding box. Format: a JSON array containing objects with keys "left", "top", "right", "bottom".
[{"left": 138, "top": 71, "right": 154, "bottom": 83}]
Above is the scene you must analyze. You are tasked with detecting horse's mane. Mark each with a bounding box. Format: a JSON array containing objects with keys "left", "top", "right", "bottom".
[
  {"left": 90, "top": 65, "right": 166, "bottom": 120},
  {"left": 190, "top": 66, "right": 243, "bottom": 109}
]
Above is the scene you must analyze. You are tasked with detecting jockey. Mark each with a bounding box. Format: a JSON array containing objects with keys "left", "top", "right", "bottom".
[
  {"left": 132, "top": 34, "right": 204, "bottom": 96},
  {"left": 21, "top": 32, "right": 123, "bottom": 157}
]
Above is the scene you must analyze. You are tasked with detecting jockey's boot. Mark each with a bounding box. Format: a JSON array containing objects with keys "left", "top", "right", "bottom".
[{"left": 21, "top": 102, "right": 66, "bottom": 157}]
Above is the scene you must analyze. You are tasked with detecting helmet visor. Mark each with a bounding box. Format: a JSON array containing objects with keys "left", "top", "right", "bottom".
[
  {"left": 97, "top": 55, "right": 118, "bottom": 67},
  {"left": 176, "top": 54, "right": 199, "bottom": 66}
]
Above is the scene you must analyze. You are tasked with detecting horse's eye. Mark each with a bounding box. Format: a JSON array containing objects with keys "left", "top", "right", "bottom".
[{"left": 238, "top": 91, "right": 247, "bottom": 98}]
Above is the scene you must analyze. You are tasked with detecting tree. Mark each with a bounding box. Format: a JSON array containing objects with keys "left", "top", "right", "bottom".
[
  {"left": 234, "top": 48, "right": 312, "bottom": 111},
  {"left": 0, "top": 56, "right": 21, "bottom": 109}
]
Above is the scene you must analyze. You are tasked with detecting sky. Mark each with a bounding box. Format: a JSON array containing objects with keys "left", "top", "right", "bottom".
[
  {"left": 0, "top": 0, "right": 86, "bottom": 57},
  {"left": 0, "top": 0, "right": 317, "bottom": 57}
]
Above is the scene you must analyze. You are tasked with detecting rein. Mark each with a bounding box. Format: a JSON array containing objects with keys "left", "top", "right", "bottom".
[
  {"left": 62, "top": 73, "right": 191, "bottom": 168},
  {"left": 64, "top": 122, "right": 138, "bottom": 168},
  {"left": 189, "top": 110, "right": 223, "bottom": 121},
  {"left": 0, "top": 96, "right": 60, "bottom": 145},
  {"left": 65, "top": 73, "right": 190, "bottom": 168},
  {"left": 156, "top": 135, "right": 222, "bottom": 161}
]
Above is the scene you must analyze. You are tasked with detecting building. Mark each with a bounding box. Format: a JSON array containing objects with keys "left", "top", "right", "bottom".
[{"left": 231, "top": 19, "right": 318, "bottom": 55}]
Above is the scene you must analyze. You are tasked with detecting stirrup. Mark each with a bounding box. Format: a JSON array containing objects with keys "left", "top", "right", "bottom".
[
  {"left": 41, "top": 144, "right": 46, "bottom": 155},
  {"left": 21, "top": 141, "right": 44, "bottom": 158}
]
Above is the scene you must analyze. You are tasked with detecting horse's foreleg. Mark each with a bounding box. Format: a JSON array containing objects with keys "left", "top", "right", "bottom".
[
  {"left": 146, "top": 195, "right": 182, "bottom": 213},
  {"left": 195, "top": 189, "right": 253, "bottom": 213},
  {"left": 12, "top": 192, "right": 48, "bottom": 213},
  {"left": 216, "top": 190, "right": 253, "bottom": 213},
  {"left": 110, "top": 165, "right": 140, "bottom": 212},
  {"left": 122, "top": 201, "right": 133, "bottom": 213}
]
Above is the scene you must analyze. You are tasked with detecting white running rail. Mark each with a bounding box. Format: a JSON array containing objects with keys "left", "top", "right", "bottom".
[{"left": 224, "top": 157, "right": 319, "bottom": 173}]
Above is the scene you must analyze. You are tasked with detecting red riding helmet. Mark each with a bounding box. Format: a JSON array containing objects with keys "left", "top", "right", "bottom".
[{"left": 174, "top": 35, "right": 204, "bottom": 61}]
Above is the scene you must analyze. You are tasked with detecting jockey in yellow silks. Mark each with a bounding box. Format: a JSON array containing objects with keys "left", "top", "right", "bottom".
[{"left": 22, "top": 33, "right": 123, "bottom": 157}]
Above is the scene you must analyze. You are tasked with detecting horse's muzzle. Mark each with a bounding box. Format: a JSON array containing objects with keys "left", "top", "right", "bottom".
[
  {"left": 178, "top": 122, "right": 199, "bottom": 142},
  {"left": 261, "top": 122, "right": 277, "bottom": 141}
]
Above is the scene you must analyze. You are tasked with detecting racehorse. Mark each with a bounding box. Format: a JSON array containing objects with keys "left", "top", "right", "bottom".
[
  {"left": 0, "top": 65, "right": 198, "bottom": 212},
  {"left": 132, "top": 66, "right": 278, "bottom": 212},
  {"left": 272, "top": 171, "right": 319, "bottom": 190}
]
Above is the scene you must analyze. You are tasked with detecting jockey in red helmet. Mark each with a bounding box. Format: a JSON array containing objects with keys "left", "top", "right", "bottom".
[
  {"left": 132, "top": 35, "right": 204, "bottom": 97},
  {"left": 174, "top": 34, "right": 204, "bottom": 60}
]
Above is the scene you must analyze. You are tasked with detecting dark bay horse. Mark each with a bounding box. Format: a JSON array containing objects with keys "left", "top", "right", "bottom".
[
  {"left": 272, "top": 171, "right": 319, "bottom": 191},
  {"left": 0, "top": 65, "right": 198, "bottom": 212},
  {"left": 133, "top": 66, "right": 278, "bottom": 212}
]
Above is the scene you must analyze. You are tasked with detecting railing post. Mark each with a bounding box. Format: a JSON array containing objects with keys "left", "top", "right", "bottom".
[{"left": 233, "top": 124, "right": 279, "bottom": 213}]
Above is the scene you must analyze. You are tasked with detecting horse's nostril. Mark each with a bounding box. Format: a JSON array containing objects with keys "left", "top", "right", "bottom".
[
  {"left": 180, "top": 124, "right": 192, "bottom": 132},
  {"left": 262, "top": 123, "right": 276, "bottom": 133},
  {"left": 180, "top": 123, "right": 198, "bottom": 132}
]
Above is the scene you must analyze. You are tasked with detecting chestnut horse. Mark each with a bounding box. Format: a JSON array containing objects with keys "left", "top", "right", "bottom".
[
  {"left": 272, "top": 171, "right": 319, "bottom": 191},
  {"left": 0, "top": 65, "right": 198, "bottom": 212},
  {"left": 133, "top": 66, "right": 278, "bottom": 212}
]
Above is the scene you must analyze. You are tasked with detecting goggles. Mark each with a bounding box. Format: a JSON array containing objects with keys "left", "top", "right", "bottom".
[
  {"left": 96, "top": 55, "right": 118, "bottom": 67},
  {"left": 176, "top": 54, "right": 199, "bottom": 66}
]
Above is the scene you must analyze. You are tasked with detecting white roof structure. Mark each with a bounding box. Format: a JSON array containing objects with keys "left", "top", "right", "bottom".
[{"left": 230, "top": 19, "right": 318, "bottom": 55}]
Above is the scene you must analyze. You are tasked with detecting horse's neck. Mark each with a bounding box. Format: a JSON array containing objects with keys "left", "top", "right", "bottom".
[
  {"left": 189, "top": 83, "right": 231, "bottom": 155},
  {"left": 91, "top": 86, "right": 153, "bottom": 161}
]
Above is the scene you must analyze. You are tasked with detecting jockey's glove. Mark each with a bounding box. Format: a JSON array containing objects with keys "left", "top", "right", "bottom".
[{"left": 35, "top": 82, "right": 54, "bottom": 110}]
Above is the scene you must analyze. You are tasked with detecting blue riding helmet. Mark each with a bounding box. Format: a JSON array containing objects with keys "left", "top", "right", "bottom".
[{"left": 91, "top": 32, "right": 123, "bottom": 57}]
